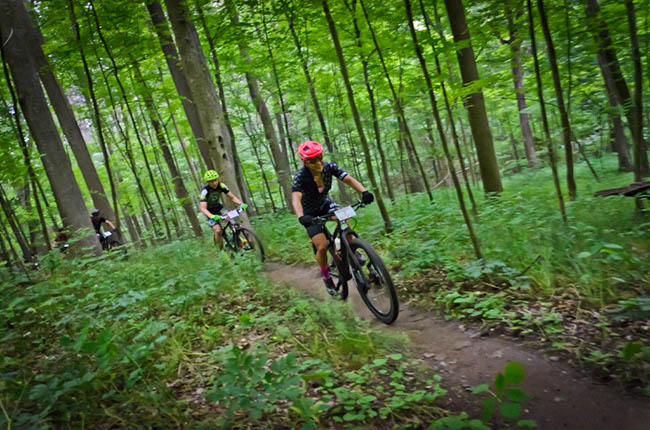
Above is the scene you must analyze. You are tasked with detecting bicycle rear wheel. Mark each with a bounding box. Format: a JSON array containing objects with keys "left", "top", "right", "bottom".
[
  {"left": 348, "top": 238, "right": 399, "bottom": 324},
  {"left": 328, "top": 247, "right": 349, "bottom": 300},
  {"left": 234, "top": 227, "right": 265, "bottom": 262}
]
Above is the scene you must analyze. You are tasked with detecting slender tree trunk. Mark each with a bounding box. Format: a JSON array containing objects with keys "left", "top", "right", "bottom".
[
  {"left": 597, "top": 53, "right": 632, "bottom": 171},
  {"left": 0, "top": 186, "right": 33, "bottom": 261},
  {"left": 0, "top": 1, "right": 101, "bottom": 255},
  {"left": 405, "top": 0, "right": 481, "bottom": 258},
  {"left": 444, "top": 0, "right": 503, "bottom": 194},
  {"left": 625, "top": 0, "right": 648, "bottom": 185},
  {"left": 20, "top": 3, "right": 117, "bottom": 223},
  {"left": 0, "top": 59, "right": 51, "bottom": 251},
  {"left": 166, "top": 98, "right": 201, "bottom": 189},
  {"left": 584, "top": 0, "right": 648, "bottom": 177},
  {"left": 146, "top": 0, "right": 213, "bottom": 169},
  {"left": 503, "top": 6, "right": 537, "bottom": 167},
  {"left": 164, "top": 0, "right": 246, "bottom": 220},
  {"left": 243, "top": 124, "right": 278, "bottom": 212},
  {"left": 134, "top": 63, "right": 202, "bottom": 237},
  {"left": 287, "top": 7, "right": 334, "bottom": 154},
  {"left": 359, "top": 0, "right": 432, "bottom": 201},
  {"left": 419, "top": 0, "right": 478, "bottom": 215},
  {"left": 194, "top": 0, "right": 252, "bottom": 204},
  {"left": 322, "top": 0, "right": 392, "bottom": 232},
  {"left": 69, "top": 0, "right": 123, "bottom": 239},
  {"left": 537, "top": 0, "right": 577, "bottom": 200},
  {"left": 527, "top": 0, "right": 567, "bottom": 223},
  {"left": 224, "top": 0, "right": 293, "bottom": 211}
]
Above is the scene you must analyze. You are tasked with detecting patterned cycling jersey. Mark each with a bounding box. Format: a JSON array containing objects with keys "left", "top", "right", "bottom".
[
  {"left": 200, "top": 182, "right": 230, "bottom": 214},
  {"left": 292, "top": 162, "right": 348, "bottom": 215}
]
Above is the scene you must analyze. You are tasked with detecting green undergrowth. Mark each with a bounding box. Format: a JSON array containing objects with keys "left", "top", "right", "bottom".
[
  {"left": 1, "top": 240, "right": 498, "bottom": 428},
  {"left": 254, "top": 156, "right": 650, "bottom": 391}
]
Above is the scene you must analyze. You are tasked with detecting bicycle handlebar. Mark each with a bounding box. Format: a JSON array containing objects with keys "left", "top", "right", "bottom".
[{"left": 312, "top": 200, "right": 366, "bottom": 224}]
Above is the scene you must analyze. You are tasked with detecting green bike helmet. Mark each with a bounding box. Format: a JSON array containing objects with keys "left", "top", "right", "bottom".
[{"left": 204, "top": 170, "right": 219, "bottom": 182}]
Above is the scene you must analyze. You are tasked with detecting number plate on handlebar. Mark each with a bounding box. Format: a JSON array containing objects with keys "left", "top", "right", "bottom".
[
  {"left": 334, "top": 206, "right": 356, "bottom": 221},
  {"left": 227, "top": 210, "right": 240, "bottom": 219}
]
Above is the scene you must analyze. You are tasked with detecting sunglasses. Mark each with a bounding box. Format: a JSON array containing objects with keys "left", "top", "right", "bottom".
[{"left": 305, "top": 156, "right": 323, "bottom": 164}]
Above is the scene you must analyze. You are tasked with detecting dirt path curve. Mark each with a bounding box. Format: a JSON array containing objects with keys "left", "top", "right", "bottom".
[{"left": 263, "top": 262, "right": 650, "bottom": 430}]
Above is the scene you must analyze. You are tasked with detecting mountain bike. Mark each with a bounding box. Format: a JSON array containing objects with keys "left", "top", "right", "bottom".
[
  {"left": 218, "top": 208, "right": 265, "bottom": 262},
  {"left": 312, "top": 201, "right": 399, "bottom": 324},
  {"left": 100, "top": 229, "right": 122, "bottom": 252}
]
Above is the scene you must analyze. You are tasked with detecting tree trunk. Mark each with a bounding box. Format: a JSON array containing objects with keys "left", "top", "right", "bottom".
[
  {"left": 584, "top": 0, "right": 648, "bottom": 178},
  {"left": 224, "top": 0, "right": 293, "bottom": 212},
  {"left": 194, "top": 0, "right": 252, "bottom": 205},
  {"left": 625, "top": 0, "right": 648, "bottom": 184},
  {"left": 134, "top": 63, "right": 202, "bottom": 237},
  {"left": 405, "top": 0, "right": 481, "bottom": 258},
  {"left": 537, "top": 0, "right": 577, "bottom": 200},
  {"left": 418, "top": 0, "right": 478, "bottom": 215},
  {"left": 20, "top": 3, "right": 117, "bottom": 223},
  {"left": 597, "top": 53, "right": 632, "bottom": 172},
  {"left": 443, "top": 0, "right": 503, "bottom": 194},
  {"left": 146, "top": 0, "right": 213, "bottom": 169},
  {"left": 0, "top": 1, "right": 101, "bottom": 255},
  {"left": 504, "top": 7, "right": 537, "bottom": 168},
  {"left": 527, "top": 0, "right": 567, "bottom": 223},
  {"left": 322, "top": 0, "right": 392, "bottom": 233},
  {"left": 0, "top": 186, "right": 32, "bottom": 261},
  {"left": 164, "top": 0, "right": 246, "bottom": 218}
]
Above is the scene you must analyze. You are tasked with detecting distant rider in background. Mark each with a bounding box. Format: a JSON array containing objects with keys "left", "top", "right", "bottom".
[{"left": 199, "top": 170, "right": 247, "bottom": 249}]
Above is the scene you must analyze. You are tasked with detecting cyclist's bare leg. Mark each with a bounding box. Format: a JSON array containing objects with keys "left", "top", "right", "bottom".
[
  {"left": 212, "top": 224, "right": 223, "bottom": 249},
  {"left": 311, "top": 233, "right": 328, "bottom": 269}
]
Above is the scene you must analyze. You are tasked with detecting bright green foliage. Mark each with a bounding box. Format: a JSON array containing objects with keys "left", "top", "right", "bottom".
[{"left": 0, "top": 240, "right": 449, "bottom": 428}]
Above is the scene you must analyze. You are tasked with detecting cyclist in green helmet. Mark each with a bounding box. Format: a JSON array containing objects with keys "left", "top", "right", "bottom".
[{"left": 199, "top": 170, "right": 247, "bottom": 248}]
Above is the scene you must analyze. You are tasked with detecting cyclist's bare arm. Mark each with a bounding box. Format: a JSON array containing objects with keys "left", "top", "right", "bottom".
[
  {"left": 200, "top": 201, "right": 214, "bottom": 218},
  {"left": 292, "top": 192, "right": 304, "bottom": 218},
  {"left": 226, "top": 191, "right": 242, "bottom": 206},
  {"left": 105, "top": 220, "right": 116, "bottom": 230},
  {"left": 342, "top": 175, "right": 366, "bottom": 194}
]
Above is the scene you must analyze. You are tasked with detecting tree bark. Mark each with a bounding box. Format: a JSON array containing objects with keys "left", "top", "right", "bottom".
[
  {"left": 133, "top": 62, "right": 202, "bottom": 237},
  {"left": 597, "top": 53, "right": 632, "bottom": 171},
  {"left": 18, "top": 2, "right": 117, "bottom": 223},
  {"left": 224, "top": 0, "right": 293, "bottom": 211},
  {"left": 443, "top": 0, "right": 503, "bottom": 194},
  {"left": 504, "top": 7, "right": 537, "bottom": 168},
  {"left": 0, "top": 1, "right": 101, "bottom": 255},
  {"left": 322, "top": 0, "right": 392, "bottom": 233},
  {"left": 164, "top": 0, "right": 246, "bottom": 218},
  {"left": 405, "top": 0, "right": 481, "bottom": 258},
  {"left": 625, "top": 0, "right": 648, "bottom": 184},
  {"left": 584, "top": 0, "right": 648, "bottom": 178},
  {"left": 146, "top": 0, "right": 214, "bottom": 170},
  {"left": 537, "top": 0, "right": 577, "bottom": 200},
  {"left": 194, "top": 0, "right": 252, "bottom": 205},
  {"left": 527, "top": 0, "right": 567, "bottom": 223}
]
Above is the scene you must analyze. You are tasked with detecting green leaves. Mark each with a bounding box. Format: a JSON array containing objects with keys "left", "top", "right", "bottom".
[{"left": 475, "top": 362, "right": 534, "bottom": 427}]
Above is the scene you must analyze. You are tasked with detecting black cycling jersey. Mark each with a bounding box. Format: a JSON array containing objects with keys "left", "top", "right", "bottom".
[
  {"left": 200, "top": 182, "right": 230, "bottom": 214},
  {"left": 292, "top": 162, "right": 348, "bottom": 215},
  {"left": 91, "top": 216, "right": 106, "bottom": 234}
]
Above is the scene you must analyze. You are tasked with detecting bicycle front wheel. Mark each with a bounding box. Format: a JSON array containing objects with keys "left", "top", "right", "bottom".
[
  {"left": 348, "top": 238, "right": 399, "bottom": 324},
  {"left": 234, "top": 227, "right": 265, "bottom": 262}
]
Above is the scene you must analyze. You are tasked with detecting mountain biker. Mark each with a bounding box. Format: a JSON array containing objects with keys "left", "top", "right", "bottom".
[
  {"left": 291, "top": 140, "right": 374, "bottom": 294},
  {"left": 91, "top": 209, "right": 117, "bottom": 246},
  {"left": 199, "top": 170, "right": 247, "bottom": 249}
]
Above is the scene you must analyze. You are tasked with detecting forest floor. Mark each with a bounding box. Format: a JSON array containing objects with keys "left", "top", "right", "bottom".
[{"left": 264, "top": 261, "right": 650, "bottom": 430}]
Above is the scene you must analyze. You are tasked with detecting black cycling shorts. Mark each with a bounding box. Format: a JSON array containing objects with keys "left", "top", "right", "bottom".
[{"left": 304, "top": 199, "right": 339, "bottom": 239}]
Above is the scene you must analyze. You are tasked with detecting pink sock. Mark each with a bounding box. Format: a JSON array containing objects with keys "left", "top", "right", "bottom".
[{"left": 320, "top": 266, "right": 331, "bottom": 280}]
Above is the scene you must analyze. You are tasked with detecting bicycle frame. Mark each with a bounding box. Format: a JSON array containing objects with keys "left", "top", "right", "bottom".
[{"left": 314, "top": 201, "right": 365, "bottom": 275}]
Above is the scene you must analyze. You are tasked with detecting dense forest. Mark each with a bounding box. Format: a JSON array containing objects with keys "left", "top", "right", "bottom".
[{"left": 1, "top": 0, "right": 649, "bottom": 428}]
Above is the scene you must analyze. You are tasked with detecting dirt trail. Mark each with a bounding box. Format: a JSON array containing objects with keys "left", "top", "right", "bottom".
[{"left": 263, "top": 262, "right": 650, "bottom": 430}]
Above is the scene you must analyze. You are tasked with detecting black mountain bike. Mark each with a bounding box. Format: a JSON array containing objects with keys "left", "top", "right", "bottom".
[
  {"left": 218, "top": 208, "right": 265, "bottom": 262},
  {"left": 313, "top": 201, "right": 399, "bottom": 324}
]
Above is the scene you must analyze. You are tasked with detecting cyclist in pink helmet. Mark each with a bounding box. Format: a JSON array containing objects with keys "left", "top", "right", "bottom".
[{"left": 292, "top": 141, "right": 374, "bottom": 294}]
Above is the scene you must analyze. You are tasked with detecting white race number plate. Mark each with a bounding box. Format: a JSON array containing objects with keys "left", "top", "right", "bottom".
[
  {"left": 227, "top": 210, "right": 240, "bottom": 219},
  {"left": 334, "top": 206, "right": 356, "bottom": 221}
]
